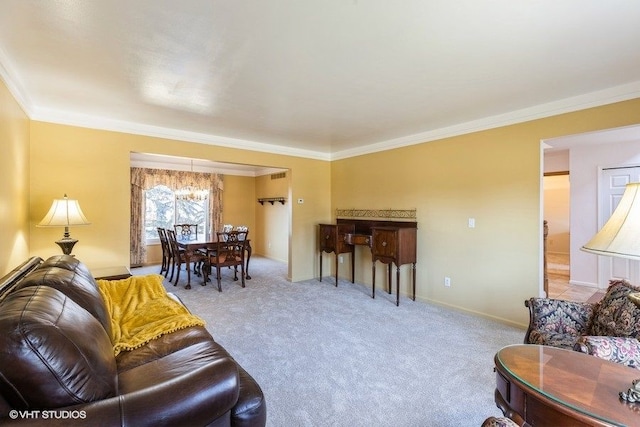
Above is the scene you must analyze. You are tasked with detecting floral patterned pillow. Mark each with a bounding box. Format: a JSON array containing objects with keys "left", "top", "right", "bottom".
[
  {"left": 575, "top": 336, "right": 640, "bottom": 369},
  {"left": 591, "top": 279, "right": 640, "bottom": 338}
]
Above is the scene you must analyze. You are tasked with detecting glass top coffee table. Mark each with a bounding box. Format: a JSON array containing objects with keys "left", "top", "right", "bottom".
[{"left": 494, "top": 344, "right": 640, "bottom": 427}]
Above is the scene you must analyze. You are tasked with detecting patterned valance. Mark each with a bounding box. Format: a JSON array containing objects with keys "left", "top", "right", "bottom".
[
  {"left": 130, "top": 167, "right": 223, "bottom": 192},
  {"left": 335, "top": 208, "right": 417, "bottom": 220}
]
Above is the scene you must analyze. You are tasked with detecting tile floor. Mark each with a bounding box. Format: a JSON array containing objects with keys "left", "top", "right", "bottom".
[{"left": 547, "top": 252, "right": 604, "bottom": 303}]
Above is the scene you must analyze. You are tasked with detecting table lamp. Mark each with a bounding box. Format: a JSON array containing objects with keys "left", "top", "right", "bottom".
[
  {"left": 37, "top": 194, "right": 91, "bottom": 255},
  {"left": 581, "top": 182, "right": 640, "bottom": 402}
]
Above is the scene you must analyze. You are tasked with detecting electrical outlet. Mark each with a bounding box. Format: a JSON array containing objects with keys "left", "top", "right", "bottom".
[
  {"left": 339, "top": 256, "right": 344, "bottom": 264},
  {"left": 444, "top": 277, "right": 451, "bottom": 287}
]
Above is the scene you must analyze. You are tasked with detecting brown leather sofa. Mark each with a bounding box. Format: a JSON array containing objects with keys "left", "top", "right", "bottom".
[{"left": 0, "top": 255, "right": 266, "bottom": 426}]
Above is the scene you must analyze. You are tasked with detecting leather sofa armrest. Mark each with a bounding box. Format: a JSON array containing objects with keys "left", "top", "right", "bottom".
[
  {"left": 575, "top": 335, "right": 640, "bottom": 369},
  {"left": 1, "top": 357, "right": 240, "bottom": 427}
]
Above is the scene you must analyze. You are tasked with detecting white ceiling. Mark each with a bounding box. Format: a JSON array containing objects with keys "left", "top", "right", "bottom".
[{"left": 1, "top": 1, "right": 640, "bottom": 161}]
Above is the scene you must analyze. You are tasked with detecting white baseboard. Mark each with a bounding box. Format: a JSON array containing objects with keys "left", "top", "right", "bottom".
[{"left": 568, "top": 279, "right": 599, "bottom": 289}]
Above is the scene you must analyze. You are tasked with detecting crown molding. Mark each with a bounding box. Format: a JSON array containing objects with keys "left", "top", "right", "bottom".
[
  {"left": 129, "top": 152, "right": 285, "bottom": 177},
  {"left": 0, "top": 47, "right": 34, "bottom": 117},
  {"left": 29, "top": 105, "right": 332, "bottom": 161},
  {"left": 3, "top": 48, "right": 639, "bottom": 162},
  {"left": 330, "top": 81, "right": 640, "bottom": 160}
]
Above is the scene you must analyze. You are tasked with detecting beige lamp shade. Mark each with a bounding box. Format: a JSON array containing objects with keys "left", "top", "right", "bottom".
[
  {"left": 581, "top": 182, "right": 640, "bottom": 260},
  {"left": 38, "top": 195, "right": 91, "bottom": 227},
  {"left": 582, "top": 182, "right": 640, "bottom": 403},
  {"left": 37, "top": 194, "right": 90, "bottom": 255}
]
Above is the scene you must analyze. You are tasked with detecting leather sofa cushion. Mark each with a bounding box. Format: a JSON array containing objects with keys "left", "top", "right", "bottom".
[
  {"left": 116, "top": 325, "right": 217, "bottom": 372},
  {"left": 15, "top": 255, "right": 112, "bottom": 335},
  {"left": 0, "top": 286, "right": 116, "bottom": 409}
]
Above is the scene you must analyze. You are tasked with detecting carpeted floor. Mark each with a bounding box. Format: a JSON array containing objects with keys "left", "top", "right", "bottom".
[{"left": 135, "top": 257, "right": 524, "bottom": 427}]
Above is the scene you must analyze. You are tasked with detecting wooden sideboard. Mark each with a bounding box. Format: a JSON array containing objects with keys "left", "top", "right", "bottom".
[
  {"left": 371, "top": 226, "right": 417, "bottom": 306},
  {"left": 318, "top": 219, "right": 417, "bottom": 305},
  {"left": 319, "top": 223, "right": 355, "bottom": 285}
]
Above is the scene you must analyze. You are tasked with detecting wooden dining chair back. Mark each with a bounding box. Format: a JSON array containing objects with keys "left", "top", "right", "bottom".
[
  {"left": 206, "top": 230, "right": 249, "bottom": 292},
  {"left": 157, "top": 227, "right": 172, "bottom": 277},
  {"left": 174, "top": 223, "right": 198, "bottom": 241},
  {"left": 225, "top": 230, "right": 248, "bottom": 244},
  {"left": 166, "top": 229, "right": 182, "bottom": 283},
  {"left": 166, "top": 228, "right": 206, "bottom": 286}
]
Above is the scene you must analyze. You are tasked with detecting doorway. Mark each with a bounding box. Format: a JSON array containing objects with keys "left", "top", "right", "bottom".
[
  {"left": 542, "top": 124, "right": 640, "bottom": 299},
  {"left": 129, "top": 152, "right": 291, "bottom": 276},
  {"left": 543, "top": 172, "right": 571, "bottom": 298}
]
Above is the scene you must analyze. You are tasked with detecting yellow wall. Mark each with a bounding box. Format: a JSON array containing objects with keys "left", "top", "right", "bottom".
[
  {"left": 255, "top": 172, "right": 290, "bottom": 262},
  {"left": 0, "top": 79, "right": 30, "bottom": 275},
  {"left": 4, "top": 72, "right": 638, "bottom": 326},
  {"left": 222, "top": 175, "right": 256, "bottom": 237},
  {"left": 28, "top": 122, "right": 332, "bottom": 282},
  {"left": 332, "top": 98, "right": 640, "bottom": 326}
]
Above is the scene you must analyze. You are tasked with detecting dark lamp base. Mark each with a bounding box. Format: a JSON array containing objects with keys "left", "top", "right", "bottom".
[{"left": 55, "top": 237, "right": 78, "bottom": 255}]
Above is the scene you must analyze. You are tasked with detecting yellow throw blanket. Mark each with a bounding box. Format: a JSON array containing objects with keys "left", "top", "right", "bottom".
[{"left": 97, "top": 274, "right": 205, "bottom": 356}]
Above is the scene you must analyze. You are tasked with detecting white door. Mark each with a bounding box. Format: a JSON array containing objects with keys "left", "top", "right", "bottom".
[{"left": 598, "top": 167, "right": 640, "bottom": 286}]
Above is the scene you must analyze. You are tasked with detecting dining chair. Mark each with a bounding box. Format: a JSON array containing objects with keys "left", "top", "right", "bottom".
[
  {"left": 157, "top": 227, "right": 172, "bottom": 277},
  {"left": 174, "top": 223, "right": 198, "bottom": 241},
  {"left": 218, "top": 224, "right": 234, "bottom": 242},
  {"left": 205, "top": 230, "right": 249, "bottom": 292},
  {"left": 167, "top": 228, "right": 206, "bottom": 286}
]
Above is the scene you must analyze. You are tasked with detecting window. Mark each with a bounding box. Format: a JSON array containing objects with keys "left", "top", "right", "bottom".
[{"left": 144, "top": 185, "right": 209, "bottom": 242}]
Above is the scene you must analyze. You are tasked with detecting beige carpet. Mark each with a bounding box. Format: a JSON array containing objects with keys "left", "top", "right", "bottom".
[{"left": 134, "top": 257, "right": 524, "bottom": 427}]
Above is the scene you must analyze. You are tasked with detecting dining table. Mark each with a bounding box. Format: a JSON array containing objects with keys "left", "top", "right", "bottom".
[{"left": 176, "top": 236, "right": 252, "bottom": 289}]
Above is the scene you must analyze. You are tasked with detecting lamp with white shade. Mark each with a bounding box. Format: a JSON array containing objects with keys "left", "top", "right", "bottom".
[
  {"left": 581, "top": 182, "right": 640, "bottom": 402},
  {"left": 37, "top": 194, "right": 91, "bottom": 255},
  {"left": 582, "top": 182, "right": 640, "bottom": 260}
]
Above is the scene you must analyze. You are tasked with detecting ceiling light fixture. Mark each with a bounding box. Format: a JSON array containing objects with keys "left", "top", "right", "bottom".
[{"left": 175, "top": 160, "right": 208, "bottom": 201}]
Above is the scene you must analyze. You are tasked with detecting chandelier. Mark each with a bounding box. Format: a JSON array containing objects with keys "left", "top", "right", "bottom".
[{"left": 176, "top": 160, "right": 209, "bottom": 201}]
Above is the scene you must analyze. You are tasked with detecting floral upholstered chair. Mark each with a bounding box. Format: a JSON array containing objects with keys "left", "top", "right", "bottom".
[
  {"left": 481, "top": 416, "right": 519, "bottom": 427},
  {"left": 525, "top": 279, "right": 640, "bottom": 368}
]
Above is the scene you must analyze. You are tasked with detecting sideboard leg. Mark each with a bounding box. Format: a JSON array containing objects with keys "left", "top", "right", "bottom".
[
  {"left": 372, "top": 262, "right": 376, "bottom": 299},
  {"left": 350, "top": 249, "right": 355, "bottom": 283},
  {"left": 412, "top": 263, "right": 416, "bottom": 301},
  {"left": 395, "top": 265, "right": 400, "bottom": 306}
]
